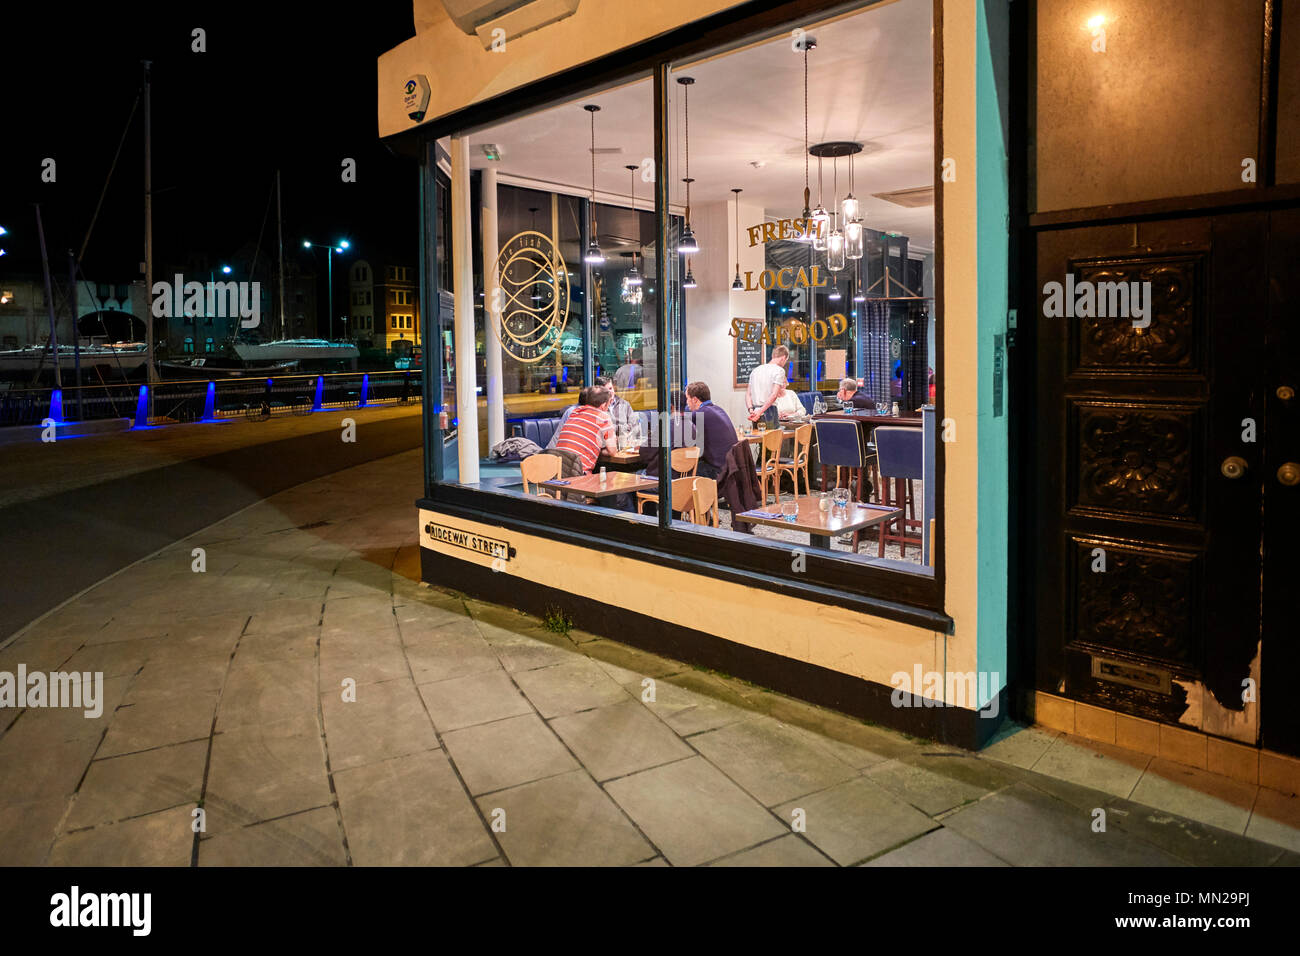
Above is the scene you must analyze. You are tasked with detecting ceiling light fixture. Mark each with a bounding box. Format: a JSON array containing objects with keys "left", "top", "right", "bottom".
[
  {"left": 731, "top": 188, "right": 744, "bottom": 291},
  {"left": 677, "top": 77, "right": 700, "bottom": 255},
  {"left": 795, "top": 35, "right": 817, "bottom": 242},
  {"left": 826, "top": 154, "right": 845, "bottom": 272},
  {"left": 583, "top": 104, "right": 605, "bottom": 265},
  {"left": 846, "top": 150, "right": 864, "bottom": 260},
  {"left": 684, "top": 262, "right": 697, "bottom": 289},
  {"left": 625, "top": 165, "right": 643, "bottom": 286}
]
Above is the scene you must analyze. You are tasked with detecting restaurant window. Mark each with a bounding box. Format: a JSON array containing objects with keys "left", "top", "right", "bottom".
[
  {"left": 662, "top": 0, "right": 938, "bottom": 575},
  {"left": 432, "top": 72, "right": 661, "bottom": 527},
  {"left": 427, "top": 0, "right": 941, "bottom": 591}
]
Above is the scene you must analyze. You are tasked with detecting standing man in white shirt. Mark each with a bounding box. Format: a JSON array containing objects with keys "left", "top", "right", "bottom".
[{"left": 747, "top": 344, "right": 790, "bottom": 428}]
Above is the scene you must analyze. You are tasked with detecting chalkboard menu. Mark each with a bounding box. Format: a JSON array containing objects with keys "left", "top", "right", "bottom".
[{"left": 733, "top": 320, "right": 765, "bottom": 389}]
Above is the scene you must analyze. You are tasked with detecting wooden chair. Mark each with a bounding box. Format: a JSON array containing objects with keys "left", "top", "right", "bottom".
[
  {"left": 635, "top": 447, "right": 702, "bottom": 513},
  {"left": 690, "top": 477, "right": 719, "bottom": 527},
  {"left": 671, "top": 446, "right": 700, "bottom": 476},
  {"left": 775, "top": 423, "right": 813, "bottom": 498},
  {"left": 637, "top": 476, "right": 698, "bottom": 518},
  {"left": 520, "top": 453, "right": 561, "bottom": 497},
  {"left": 754, "top": 427, "right": 785, "bottom": 505}
]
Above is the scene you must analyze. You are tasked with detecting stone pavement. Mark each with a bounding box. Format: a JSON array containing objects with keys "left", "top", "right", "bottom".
[{"left": 1, "top": 448, "right": 1298, "bottom": 866}]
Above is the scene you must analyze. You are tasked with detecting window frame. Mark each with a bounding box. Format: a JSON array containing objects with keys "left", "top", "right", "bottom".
[{"left": 415, "top": 0, "right": 948, "bottom": 628}]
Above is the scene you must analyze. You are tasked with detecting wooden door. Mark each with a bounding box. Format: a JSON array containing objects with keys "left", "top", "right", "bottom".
[{"left": 1032, "top": 212, "right": 1271, "bottom": 746}]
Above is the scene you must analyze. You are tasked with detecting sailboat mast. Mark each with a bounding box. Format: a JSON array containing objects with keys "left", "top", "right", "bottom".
[
  {"left": 277, "top": 170, "right": 286, "bottom": 340},
  {"left": 33, "top": 204, "right": 62, "bottom": 390},
  {"left": 143, "top": 60, "right": 156, "bottom": 382}
]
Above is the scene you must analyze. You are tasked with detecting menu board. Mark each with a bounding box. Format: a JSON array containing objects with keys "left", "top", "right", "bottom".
[{"left": 733, "top": 320, "right": 765, "bottom": 390}]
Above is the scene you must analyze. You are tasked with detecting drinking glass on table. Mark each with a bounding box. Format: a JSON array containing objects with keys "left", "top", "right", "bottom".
[
  {"left": 781, "top": 500, "right": 799, "bottom": 523},
  {"left": 831, "top": 488, "right": 851, "bottom": 513}
]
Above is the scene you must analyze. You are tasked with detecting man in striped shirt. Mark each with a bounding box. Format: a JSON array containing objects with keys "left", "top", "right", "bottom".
[{"left": 554, "top": 386, "right": 618, "bottom": 474}]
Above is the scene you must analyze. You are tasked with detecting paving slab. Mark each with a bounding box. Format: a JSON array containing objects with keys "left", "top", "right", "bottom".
[
  {"left": 402, "top": 630, "right": 501, "bottom": 683},
  {"left": 334, "top": 750, "right": 496, "bottom": 866},
  {"left": 710, "top": 834, "right": 835, "bottom": 867},
  {"left": 549, "top": 700, "right": 694, "bottom": 782},
  {"left": 604, "top": 756, "right": 786, "bottom": 867},
  {"left": 320, "top": 677, "right": 439, "bottom": 771},
  {"left": 865, "top": 753, "right": 1021, "bottom": 816},
  {"left": 99, "top": 689, "right": 220, "bottom": 757},
  {"left": 442, "top": 713, "right": 579, "bottom": 796},
  {"left": 1031, "top": 734, "right": 1151, "bottom": 799},
  {"left": 47, "top": 805, "right": 196, "bottom": 866},
  {"left": 66, "top": 739, "right": 208, "bottom": 829},
  {"left": 862, "top": 827, "right": 1010, "bottom": 866},
  {"left": 511, "top": 659, "right": 630, "bottom": 719},
  {"left": 417, "top": 669, "right": 533, "bottom": 732},
  {"left": 482, "top": 769, "right": 655, "bottom": 867},
  {"left": 775, "top": 776, "right": 939, "bottom": 865},
  {"left": 206, "top": 716, "right": 332, "bottom": 824},
  {"left": 198, "top": 806, "right": 346, "bottom": 866},
  {"left": 688, "top": 716, "right": 859, "bottom": 807}
]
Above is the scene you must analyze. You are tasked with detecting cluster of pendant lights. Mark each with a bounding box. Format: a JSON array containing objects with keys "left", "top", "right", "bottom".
[{"left": 582, "top": 34, "right": 863, "bottom": 290}]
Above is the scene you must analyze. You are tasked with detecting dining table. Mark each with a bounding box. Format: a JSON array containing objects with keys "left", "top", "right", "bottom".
[
  {"left": 538, "top": 471, "right": 657, "bottom": 500},
  {"left": 736, "top": 495, "right": 901, "bottom": 550},
  {"left": 597, "top": 447, "right": 649, "bottom": 472}
]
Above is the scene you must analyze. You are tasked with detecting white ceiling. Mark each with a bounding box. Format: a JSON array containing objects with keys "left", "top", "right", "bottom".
[{"left": 465, "top": 0, "right": 935, "bottom": 250}]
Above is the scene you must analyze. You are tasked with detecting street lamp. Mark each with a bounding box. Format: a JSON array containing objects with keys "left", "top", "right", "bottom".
[{"left": 303, "top": 239, "right": 351, "bottom": 341}]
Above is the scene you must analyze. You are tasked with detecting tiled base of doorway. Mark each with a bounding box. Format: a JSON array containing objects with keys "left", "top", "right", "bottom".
[{"left": 1012, "top": 691, "right": 1300, "bottom": 852}]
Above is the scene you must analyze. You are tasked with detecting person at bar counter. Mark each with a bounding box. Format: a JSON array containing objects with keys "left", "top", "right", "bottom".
[
  {"left": 746, "top": 343, "right": 790, "bottom": 427},
  {"left": 553, "top": 386, "right": 617, "bottom": 474},
  {"left": 835, "top": 376, "right": 874, "bottom": 408}
]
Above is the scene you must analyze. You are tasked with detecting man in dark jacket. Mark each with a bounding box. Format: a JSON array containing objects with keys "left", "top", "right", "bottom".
[
  {"left": 836, "top": 377, "right": 874, "bottom": 409},
  {"left": 682, "top": 381, "right": 736, "bottom": 481}
]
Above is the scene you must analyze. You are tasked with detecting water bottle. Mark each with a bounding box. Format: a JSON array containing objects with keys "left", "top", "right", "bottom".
[
  {"left": 599, "top": 466, "right": 607, "bottom": 485},
  {"left": 891, "top": 402, "right": 899, "bottom": 417}
]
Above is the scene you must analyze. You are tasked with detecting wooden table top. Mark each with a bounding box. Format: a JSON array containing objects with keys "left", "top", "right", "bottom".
[
  {"left": 539, "top": 471, "right": 657, "bottom": 498},
  {"left": 599, "top": 449, "right": 645, "bottom": 463},
  {"left": 736, "top": 496, "right": 901, "bottom": 535}
]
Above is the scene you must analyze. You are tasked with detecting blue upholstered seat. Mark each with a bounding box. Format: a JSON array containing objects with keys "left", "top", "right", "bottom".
[
  {"left": 874, "top": 426, "right": 923, "bottom": 480},
  {"left": 814, "top": 418, "right": 871, "bottom": 469}
]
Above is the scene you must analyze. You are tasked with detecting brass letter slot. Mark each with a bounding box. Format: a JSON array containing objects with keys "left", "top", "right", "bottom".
[{"left": 1090, "top": 656, "right": 1172, "bottom": 695}]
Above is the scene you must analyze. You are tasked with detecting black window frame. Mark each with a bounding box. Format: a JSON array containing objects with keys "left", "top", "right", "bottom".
[{"left": 413, "top": 0, "right": 949, "bottom": 631}]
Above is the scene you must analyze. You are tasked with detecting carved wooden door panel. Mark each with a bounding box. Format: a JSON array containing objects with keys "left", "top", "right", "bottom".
[{"left": 1033, "top": 213, "right": 1269, "bottom": 746}]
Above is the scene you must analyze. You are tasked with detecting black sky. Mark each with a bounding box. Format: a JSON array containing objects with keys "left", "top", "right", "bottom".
[{"left": 0, "top": 1, "right": 418, "bottom": 283}]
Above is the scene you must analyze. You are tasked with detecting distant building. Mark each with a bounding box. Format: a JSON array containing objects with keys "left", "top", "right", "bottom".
[
  {"left": 348, "top": 258, "right": 419, "bottom": 355},
  {"left": 0, "top": 274, "right": 145, "bottom": 349}
]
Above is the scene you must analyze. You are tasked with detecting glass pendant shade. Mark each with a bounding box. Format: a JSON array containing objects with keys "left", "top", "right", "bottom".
[
  {"left": 811, "top": 205, "right": 830, "bottom": 251},
  {"left": 826, "top": 228, "right": 846, "bottom": 272},
  {"left": 584, "top": 239, "right": 605, "bottom": 265},
  {"left": 828, "top": 284, "right": 842, "bottom": 301},
  {"left": 841, "top": 193, "right": 860, "bottom": 222},
  {"left": 845, "top": 219, "right": 864, "bottom": 260},
  {"left": 679, "top": 221, "right": 699, "bottom": 255}
]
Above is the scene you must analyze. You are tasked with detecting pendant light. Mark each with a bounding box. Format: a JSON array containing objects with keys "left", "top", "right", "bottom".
[
  {"left": 825, "top": 155, "right": 846, "bottom": 272},
  {"left": 583, "top": 105, "right": 604, "bottom": 265},
  {"left": 853, "top": 277, "right": 866, "bottom": 302},
  {"left": 624, "top": 165, "right": 643, "bottom": 285},
  {"left": 841, "top": 151, "right": 860, "bottom": 222},
  {"left": 829, "top": 283, "right": 842, "bottom": 301},
  {"left": 684, "top": 261, "right": 697, "bottom": 289},
  {"left": 730, "top": 188, "right": 744, "bottom": 291},
  {"left": 676, "top": 77, "right": 700, "bottom": 255},
  {"left": 811, "top": 155, "right": 829, "bottom": 251},
  {"left": 794, "top": 36, "right": 816, "bottom": 241},
  {"left": 845, "top": 151, "right": 864, "bottom": 260}
]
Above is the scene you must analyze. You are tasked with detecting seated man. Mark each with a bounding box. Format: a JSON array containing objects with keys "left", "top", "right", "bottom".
[
  {"left": 683, "top": 381, "right": 736, "bottom": 481},
  {"left": 595, "top": 375, "right": 642, "bottom": 448},
  {"left": 553, "top": 386, "right": 617, "bottom": 475},
  {"left": 835, "top": 376, "right": 874, "bottom": 409}
]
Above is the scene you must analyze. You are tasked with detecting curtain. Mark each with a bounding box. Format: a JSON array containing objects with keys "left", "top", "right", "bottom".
[
  {"left": 862, "top": 299, "right": 891, "bottom": 404},
  {"left": 901, "top": 303, "right": 929, "bottom": 411}
]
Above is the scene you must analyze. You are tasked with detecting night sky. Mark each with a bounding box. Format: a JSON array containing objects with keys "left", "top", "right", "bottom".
[{"left": 0, "top": 1, "right": 418, "bottom": 297}]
